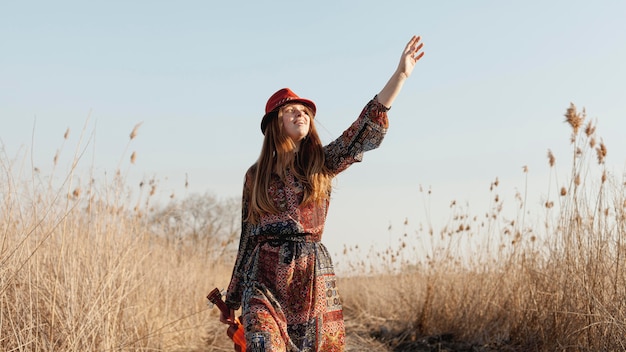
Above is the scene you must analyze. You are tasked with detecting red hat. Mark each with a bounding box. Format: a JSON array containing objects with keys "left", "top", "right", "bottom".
[{"left": 261, "top": 88, "right": 316, "bottom": 134}]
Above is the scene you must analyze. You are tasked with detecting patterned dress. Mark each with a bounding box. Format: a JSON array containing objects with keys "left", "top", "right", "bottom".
[{"left": 225, "top": 97, "right": 389, "bottom": 351}]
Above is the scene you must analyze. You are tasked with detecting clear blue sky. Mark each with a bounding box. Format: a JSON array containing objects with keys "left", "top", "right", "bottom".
[{"left": 2, "top": 1, "right": 625, "bottom": 257}]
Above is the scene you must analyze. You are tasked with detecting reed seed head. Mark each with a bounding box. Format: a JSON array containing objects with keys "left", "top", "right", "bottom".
[
  {"left": 547, "top": 150, "right": 555, "bottom": 167},
  {"left": 64, "top": 128, "right": 70, "bottom": 139},
  {"left": 489, "top": 178, "right": 499, "bottom": 191},
  {"left": 564, "top": 103, "right": 583, "bottom": 135},
  {"left": 584, "top": 121, "right": 595, "bottom": 137},
  {"left": 560, "top": 187, "right": 567, "bottom": 196},
  {"left": 596, "top": 141, "right": 607, "bottom": 164},
  {"left": 130, "top": 122, "right": 143, "bottom": 140},
  {"left": 130, "top": 151, "right": 137, "bottom": 164}
]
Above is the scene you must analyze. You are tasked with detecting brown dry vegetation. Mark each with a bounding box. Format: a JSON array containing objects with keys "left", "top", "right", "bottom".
[
  {"left": 2, "top": 104, "right": 626, "bottom": 351},
  {"left": 340, "top": 103, "right": 626, "bottom": 351},
  {"left": 1, "top": 124, "right": 239, "bottom": 351}
]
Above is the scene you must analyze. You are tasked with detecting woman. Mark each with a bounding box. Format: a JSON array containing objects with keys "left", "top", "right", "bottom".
[{"left": 221, "top": 35, "right": 425, "bottom": 351}]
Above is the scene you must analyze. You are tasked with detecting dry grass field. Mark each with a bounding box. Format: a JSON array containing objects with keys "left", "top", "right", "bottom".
[{"left": 2, "top": 104, "right": 625, "bottom": 351}]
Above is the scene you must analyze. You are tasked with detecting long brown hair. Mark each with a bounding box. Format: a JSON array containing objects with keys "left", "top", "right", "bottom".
[{"left": 248, "top": 105, "right": 332, "bottom": 222}]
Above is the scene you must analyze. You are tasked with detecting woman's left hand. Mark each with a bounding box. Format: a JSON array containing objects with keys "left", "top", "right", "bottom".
[
  {"left": 376, "top": 34, "right": 425, "bottom": 108},
  {"left": 397, "top": 35, "right": 425, "bottom": 79}
]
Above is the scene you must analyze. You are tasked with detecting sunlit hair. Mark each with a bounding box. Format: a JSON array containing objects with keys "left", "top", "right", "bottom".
[{"left": 248, "top": 104, "right": 333, "bottom": 223}]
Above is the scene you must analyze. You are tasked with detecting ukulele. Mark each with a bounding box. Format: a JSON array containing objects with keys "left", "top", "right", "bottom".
[{"left": 207, "top": 288, "right": 246, "bottom": 352}]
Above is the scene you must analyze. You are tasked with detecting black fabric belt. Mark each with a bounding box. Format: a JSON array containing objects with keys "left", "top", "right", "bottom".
[{"left": 255, "top": 233, "right": 316, "bottom": 247}]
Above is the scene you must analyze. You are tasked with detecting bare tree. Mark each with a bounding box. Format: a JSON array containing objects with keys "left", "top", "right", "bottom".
[{"left": 150, "top": 192, "right": 240, "bottom": 259}]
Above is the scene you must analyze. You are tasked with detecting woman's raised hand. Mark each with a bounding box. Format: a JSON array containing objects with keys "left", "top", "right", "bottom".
[{"left": 397, "top": 35, "right": 425, "bottom": 79}]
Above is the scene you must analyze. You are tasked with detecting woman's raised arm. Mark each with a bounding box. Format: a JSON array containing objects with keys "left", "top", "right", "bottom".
[{"left": 376, "top": 35, "right": 425, "bottom": 108}]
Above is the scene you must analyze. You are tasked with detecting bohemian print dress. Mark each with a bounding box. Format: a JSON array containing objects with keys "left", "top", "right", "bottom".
[{"left": 225, "top": 97, "right": 389, "bottom": 351}]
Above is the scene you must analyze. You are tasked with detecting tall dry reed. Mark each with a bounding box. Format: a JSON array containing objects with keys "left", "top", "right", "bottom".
[
  {"left": 1, "top": 122, "right": 237, "bottom": 351},
  {"left": 339, "top": 103, "right": 626, "bottom": 351},
  {"left": 4, "top": 103, "right": 625, "bottom": 351}
]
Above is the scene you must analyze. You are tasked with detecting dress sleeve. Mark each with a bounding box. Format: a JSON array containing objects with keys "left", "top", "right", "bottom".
[
  {"left": 225, "top": 166, "right": 256, "bottom": 310},
  {"left": 324, "top": 96, "right": 389, "bottom": 174}
]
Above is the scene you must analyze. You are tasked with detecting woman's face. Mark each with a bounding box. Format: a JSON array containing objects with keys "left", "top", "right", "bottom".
[{"left": 280, "top": 103, "right": 311, "bottom": 146}]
